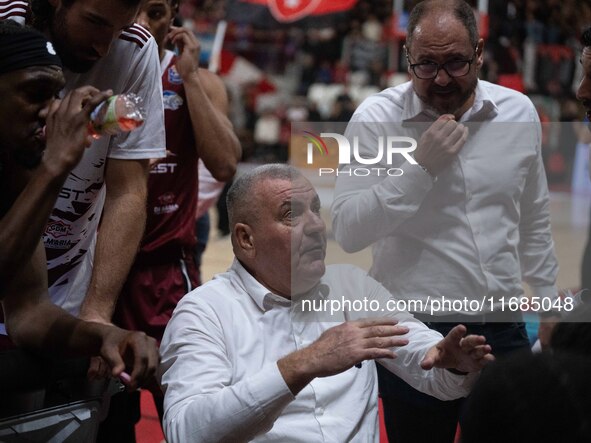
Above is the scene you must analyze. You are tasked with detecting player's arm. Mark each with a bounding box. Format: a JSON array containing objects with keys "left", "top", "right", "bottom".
[
  {"left": 169, "top": 26, "right": 241, "bottom": 181},
  {"left": 0, "top": 87, "right": 111, "bottom": 296},
  {"left": 0, "top": 164, "right": 73, "bottom": 294},
  {"left": 3, "top": 242, "right": 158, "bottom": 389},
  {"left": 78, "top": 158, "right": 149, "bottom": 323}
]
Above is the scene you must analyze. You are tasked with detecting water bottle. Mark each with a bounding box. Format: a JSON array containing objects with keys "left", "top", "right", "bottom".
[{"left": 88, "top": 93, "right": 145, "bottom": 138}]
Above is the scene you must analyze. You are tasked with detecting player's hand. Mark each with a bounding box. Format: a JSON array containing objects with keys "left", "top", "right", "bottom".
[
  {"left": 96, "top": 325, "right": 159, "bottom": 390},
  {"left": 413, "top": 114, "right": 469, "bottom": 176},
  {"left": 43, "top": 86, "right": 112, "bottom": 177},
  {"left": 168, "top": 26, "right": 201, "bottom": 81}
]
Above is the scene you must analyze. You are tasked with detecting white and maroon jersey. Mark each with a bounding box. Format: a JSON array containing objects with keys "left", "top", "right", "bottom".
[
  {"left": 0, "top": 2, "right": 165, "bottom": 319},
  {"left": 45, "top": 28, "right": 165, "bottom": 315},
  {"left": 0, "top": 0, "right": 28, "bottom": 24},
  {"left": 139, "top": 50, "right": 198, "bottom": 258}
]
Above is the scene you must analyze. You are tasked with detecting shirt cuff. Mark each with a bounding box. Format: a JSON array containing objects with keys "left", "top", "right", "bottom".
[
  {"left": 246, "top": 362, "right": 295, "bottom": 415},
  {"left": 384, "top": 160, "right": 433, "bottom": 198},
  {"left": 529, "top": 284, "right": 558, "bottom": 302},
  {"left": 439, "top": 368, "right": 479, "bottom": 397}
]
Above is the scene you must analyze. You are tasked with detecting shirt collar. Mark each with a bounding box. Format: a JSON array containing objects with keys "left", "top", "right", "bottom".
[
  {"left": 231, "top": 259, "right": 291, "bottom": 311},
  {"left": 402, "top": 80, "right": 498, "bottom": 123}
]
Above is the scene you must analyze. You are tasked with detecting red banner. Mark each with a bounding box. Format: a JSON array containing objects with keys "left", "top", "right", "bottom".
[{"left": 237, "top": 0, "right": 357, "bottom": 23}]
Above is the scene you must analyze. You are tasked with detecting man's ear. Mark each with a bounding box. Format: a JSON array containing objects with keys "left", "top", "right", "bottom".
[
  {"left": 475, "top": 38, "right": 485, "bottom": 69},
  {"left": 233, "top": 222, "right": 255, "bottom": 258}
]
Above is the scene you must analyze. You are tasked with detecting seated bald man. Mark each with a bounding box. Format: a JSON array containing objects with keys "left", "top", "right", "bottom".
[{"left": 159, "top": 164, "right": 494, "bottom": 443}]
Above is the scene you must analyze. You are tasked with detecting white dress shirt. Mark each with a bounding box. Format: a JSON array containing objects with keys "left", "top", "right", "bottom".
[
  {"left": 332, "top": 80, "right": 558, "bottom": 315},
  {"left": 160, "top": 260, "right": 475, "bottom": 443}
]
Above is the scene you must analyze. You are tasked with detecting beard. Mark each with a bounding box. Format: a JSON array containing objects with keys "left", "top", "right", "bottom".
[
  {"left": 49, "top": 7, "right": 98, "bottom": 73},
  {"left": 13, "top": 143, "right": 44, "bottom": 170},
  {"left": 0, "top": 135, "right": 44, "bottom": 170},
  {"left": 415, "top": 76, "right": 478, "bottom": 117}
]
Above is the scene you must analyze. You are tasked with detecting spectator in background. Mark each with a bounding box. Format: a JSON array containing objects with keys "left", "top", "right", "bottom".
[
  {"left": 0, "top": 20, "right": 158, "bottom": 392},
  {"left": 253, "top": 107, "right": 281, "bottom": 162},
  {"left": 101, "top": 0, "right": 241, "bottom": 440},
  {"left": 329, "top": 93, "right": 356, "bottom": 122}
]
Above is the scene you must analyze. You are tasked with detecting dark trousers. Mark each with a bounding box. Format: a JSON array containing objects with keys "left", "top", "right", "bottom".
[
  {"left": 378, "top": 321, "right": 531, "bottom": 443},
  {"left": 216, "top": 182, "right": 231, "bottom": 236},
  {"left": 581, "top": 205, "right": 591, "bottom": 302}
]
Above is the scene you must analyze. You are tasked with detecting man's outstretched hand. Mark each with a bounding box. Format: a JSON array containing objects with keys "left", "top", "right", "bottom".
[
  {"left": 420, "top": 325, "right": 494, "bottom": 373},
  {"left": 278, "top": 318, "right": 410, "bottom": 395}
]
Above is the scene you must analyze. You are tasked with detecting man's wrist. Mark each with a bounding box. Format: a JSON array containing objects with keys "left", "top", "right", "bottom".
[
  {"left": 182, "top": 70, "right": 203, "bottom": 87},
  {"left": 277, "top": 350, "right": 316, "bottom": 395},
  {"left": 412, "top": 156, "right": 437, "bottom": 182},
  {"left": 37, "top": 160, "right": 71, "bottom": 187},
  {"left": 78, "top": 306, "right": 113, "bottom": 325}
]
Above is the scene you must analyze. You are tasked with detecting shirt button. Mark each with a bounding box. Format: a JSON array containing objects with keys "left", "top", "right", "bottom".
[
  {"left": 466, "top": 191, "right": 472, "bottom": 200},
  {"left": 316, "top": 407, "right": 324, "bottom": 416}
]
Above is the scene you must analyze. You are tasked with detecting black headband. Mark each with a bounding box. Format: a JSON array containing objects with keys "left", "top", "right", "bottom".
[{"left": 0, "top": 26, "right": 62, "bottom": 76}]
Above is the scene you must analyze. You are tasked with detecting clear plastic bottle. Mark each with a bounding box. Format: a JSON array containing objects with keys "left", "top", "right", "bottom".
[{"left": 88, "top": 93, "right": 145, "bottom": 138}]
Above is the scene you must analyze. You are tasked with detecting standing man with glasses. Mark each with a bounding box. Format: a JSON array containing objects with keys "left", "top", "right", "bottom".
[{"left": 332, "top": 1, "right": 559, "bottom": 442}]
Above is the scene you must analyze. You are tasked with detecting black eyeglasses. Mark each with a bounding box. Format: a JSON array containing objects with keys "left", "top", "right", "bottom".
[{"left": 405, "top": 46, "right": 478, "bottom": 79}]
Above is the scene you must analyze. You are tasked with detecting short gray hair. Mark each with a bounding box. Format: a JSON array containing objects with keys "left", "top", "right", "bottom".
[{"left": 227, "top": 164, "right": 303, "bottom": 226}]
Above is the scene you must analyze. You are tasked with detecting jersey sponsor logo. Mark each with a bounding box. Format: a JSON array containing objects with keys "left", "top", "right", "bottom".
[
  {"left": 163, "top": 90, "right": 183, "bottom": 111},
  {"left": 44, "top": 238, "right": 74, "bottom": 250},
  {"left": 150, "top": 162, "right": 178, "bottom": 174},
  {"left": 154, "top": 193, "right": 179, "bottom": 215},
  {"left": 154, "top": 204, "right": 179, "bottom": 215},
  {"left": 46, "top": 220, "right": 72, "bottom": 239},
  {"left": 168, "top": 66, "right": 183, "bottom": 85},
  {"left": 58, "top": 186, "right": 95, "bottom": 201},
  {"left": 157, "top": 192, "right": 176, "bottom": 205}
]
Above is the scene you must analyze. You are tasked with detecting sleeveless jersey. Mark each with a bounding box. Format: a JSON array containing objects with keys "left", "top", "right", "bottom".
[{"left": 139, "top": 50, "right": 198, "bottom": 260}]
